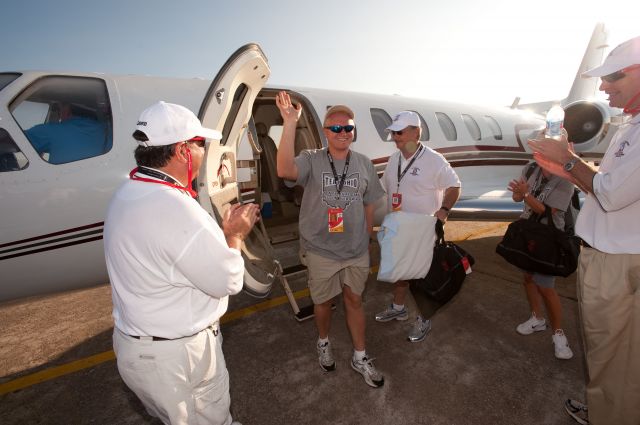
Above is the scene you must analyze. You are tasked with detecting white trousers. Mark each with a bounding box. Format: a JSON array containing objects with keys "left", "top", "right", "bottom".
[{"left": 113, "top": 327, "right": 232, "bottom": 425}]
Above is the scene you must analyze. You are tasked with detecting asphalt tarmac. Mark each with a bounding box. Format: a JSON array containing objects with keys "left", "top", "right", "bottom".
[{"left": 0, "top": 221, "right": 585, "bottom": 425}]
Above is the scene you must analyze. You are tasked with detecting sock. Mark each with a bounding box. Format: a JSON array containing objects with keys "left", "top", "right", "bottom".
[
  {"left": 392, "top": 303, "right": 405, "bottom": 311},
  {"left": 353, "top": 350, "right": 366, "bottom": 361},
  {"left": 317, "top": 337, "right": 329, "bottom": 346}
]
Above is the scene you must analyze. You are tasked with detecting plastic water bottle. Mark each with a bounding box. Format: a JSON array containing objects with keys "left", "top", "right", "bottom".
[{"left": 545, "top": 105, "right": 565, "bottom": 140}]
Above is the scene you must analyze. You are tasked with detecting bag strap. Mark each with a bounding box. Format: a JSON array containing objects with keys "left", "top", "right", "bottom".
[
  {"left": 524, "top": 162, "right": 538, "bottom": 180},
  {"left": 434, "top": 219, "right": 445, "bottom": 245}
]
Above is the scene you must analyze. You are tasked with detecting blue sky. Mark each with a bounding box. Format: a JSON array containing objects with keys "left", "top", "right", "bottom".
[{"left": 2, "top": 0, "right": 638, "bottom": 106}]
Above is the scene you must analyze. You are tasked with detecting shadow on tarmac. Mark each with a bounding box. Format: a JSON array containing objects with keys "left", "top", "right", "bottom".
[{"left": 0, "top": 223, "right": 585, "bottom": 425}]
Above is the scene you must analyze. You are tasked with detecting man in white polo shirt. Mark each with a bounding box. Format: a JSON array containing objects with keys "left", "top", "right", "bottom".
[
  {"left": 375, "top": 111, "right": 461, "bottom": 342},
  {"left": 529, "top": 36, "right": 640, "bottom": 425},
  {"left": 104, "top": 101, "right": 259, "bottom": 425}
]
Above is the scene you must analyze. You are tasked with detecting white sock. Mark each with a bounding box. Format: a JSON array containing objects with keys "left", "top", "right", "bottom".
[
  {"left": 317, "top": 337, "right": 329, "bottom": 346},
  {"left": 392, "top": 303, "right": 405, "bottom": 311},
  {"left": 353, "top": 350, "right": 366, "bottom": 361}
]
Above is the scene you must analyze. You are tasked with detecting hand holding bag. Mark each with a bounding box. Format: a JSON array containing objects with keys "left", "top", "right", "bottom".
[
  {"left": 409, "top": 220, "right": 475, "bottom": 304},
  {"left": 495, "top": 207, "right": 580, "bottom": 277}
]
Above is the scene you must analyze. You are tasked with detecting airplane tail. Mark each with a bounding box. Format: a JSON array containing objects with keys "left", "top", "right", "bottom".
[{"left": 564, "top": 23, "right": 609, "bottom": 104}]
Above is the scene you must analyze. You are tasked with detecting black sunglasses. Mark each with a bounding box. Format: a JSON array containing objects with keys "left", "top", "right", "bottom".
[
  {"left": 187, "top": 137, "right": 206, "bottom": 148},
  {"left": 602, "top": 70, "right": 626, "bottom": 83},
  {"left": 391, "top": 130, "right": 404, "bottom": 136},
  {"left": 325, "top": 125, "right": 355, "bottom": 133}
]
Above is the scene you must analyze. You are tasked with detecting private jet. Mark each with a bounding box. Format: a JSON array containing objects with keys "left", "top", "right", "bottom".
[{"left": 0, "top": 24, "right": 620, "bottom": 307}]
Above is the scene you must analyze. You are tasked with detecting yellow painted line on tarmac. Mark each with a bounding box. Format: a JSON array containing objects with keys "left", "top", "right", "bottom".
[
  {"left": 0, "top": 351, "right": 115, "bottom": 396},
  {"left": 0, "top": 287, "right": 312, "bottom": 396}
]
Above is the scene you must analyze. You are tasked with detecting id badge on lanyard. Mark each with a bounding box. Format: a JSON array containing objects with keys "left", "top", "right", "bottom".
[
  {"left": 391, "top": 193, "right": 402, "bottom": 211},
  {"left": 394, "top": 145, "right": 422, "bottom": 212},
  {"left": 328, "top": 208, "right": 344, "bottom": 232}
]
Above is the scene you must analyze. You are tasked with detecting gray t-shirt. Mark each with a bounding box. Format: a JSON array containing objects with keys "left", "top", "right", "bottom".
[
  {"left": 520, "top": 165, "right": 573, "bottom": 229},
  {"left": 295, "top": 148, "right": 385, "bottom": 260}
]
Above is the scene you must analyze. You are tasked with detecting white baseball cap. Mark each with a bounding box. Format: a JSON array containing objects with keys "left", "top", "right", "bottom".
[
  {"left": 134, "top": 101, "right": 222, "bottom": 146},
  {"left": 386, "top": 111, "right": 421, "bottom": 131},
  {"left": 582, "top": 35, "right": 640, "bottom": 78}
]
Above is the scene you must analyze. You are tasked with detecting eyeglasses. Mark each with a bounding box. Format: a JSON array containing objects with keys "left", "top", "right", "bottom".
[
  {"left": 391, "top": 126, "right": 417, "bottom": 136},
  {"left": 324, "top": 125, "right": 355, "bottom": 133},
  {"left": 186, "top": 137, "right": 206, "bottom": 148},
  {"left": 601, "top": 65, "right": 640, "bottom": 83}
]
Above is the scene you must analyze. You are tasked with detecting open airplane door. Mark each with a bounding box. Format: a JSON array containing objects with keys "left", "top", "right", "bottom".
[{"left": 196, "top": 44, "right": 277, "bottom": 297}]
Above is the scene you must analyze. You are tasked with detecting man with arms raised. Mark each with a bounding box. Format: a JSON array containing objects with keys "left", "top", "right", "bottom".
[
  {"left": 105, "top": 101, "right": 259, "bottom": 424},
  {"left": 374, "top": 111, "right": 461, "bottom": 342},
  {"left": 275, "top": 91, "right": 386, "bottom": 387},
  {"left": 529, "top": 36, "right": 640, "bottom": 425}
]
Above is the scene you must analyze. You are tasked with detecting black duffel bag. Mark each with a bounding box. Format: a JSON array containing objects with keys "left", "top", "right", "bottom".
[
  {"left": 496, "top": 207, "right": 580, "bottom": 277},
  {"left": 409, "top": 220, "right": 475, "bottom": 304}
]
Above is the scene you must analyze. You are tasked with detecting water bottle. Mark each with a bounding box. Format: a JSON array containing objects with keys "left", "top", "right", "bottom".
[{"left": 545, "top": 105, "right": 565, "bottom": 140}]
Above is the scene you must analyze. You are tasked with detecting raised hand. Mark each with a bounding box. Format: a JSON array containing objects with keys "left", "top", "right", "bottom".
[{"left": 275, "top": 91, "right": 302, "bottom": 124}]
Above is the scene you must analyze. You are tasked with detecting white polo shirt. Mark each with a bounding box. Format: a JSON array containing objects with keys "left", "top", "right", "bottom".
[
  {"left": 576, "top": 114, "right": 640, "bottom": 253},
  {"left": 381, "top": 143, "right": 461, "bottom": 215},
  {"left": 104, "top": 173, "right": 244, "bottom": 339}
]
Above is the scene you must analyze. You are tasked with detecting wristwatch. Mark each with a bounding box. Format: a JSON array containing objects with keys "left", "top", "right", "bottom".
[{"left": 563, "top": 158, "right": 578, "bottom": 172}]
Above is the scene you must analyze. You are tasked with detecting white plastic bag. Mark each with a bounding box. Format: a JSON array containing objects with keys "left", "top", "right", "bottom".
[{"left": 377, "top": 211, "right": 437, "bottom": 282}]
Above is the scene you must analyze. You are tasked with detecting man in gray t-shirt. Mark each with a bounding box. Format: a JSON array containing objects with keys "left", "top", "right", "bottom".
[{"left": 276, "top": 91, "right": 385, "bottom": 388}]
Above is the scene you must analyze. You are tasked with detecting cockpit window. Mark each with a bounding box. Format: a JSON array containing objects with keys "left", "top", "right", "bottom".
[
  {"left": 0, "top": 73, "right": 20, "bottom": 91},
  {"left": 9, "top": 76, "right": 112, "bottom": 164},
  {"left": 0, "top": 128, "right": 29, "bottom": 172}
]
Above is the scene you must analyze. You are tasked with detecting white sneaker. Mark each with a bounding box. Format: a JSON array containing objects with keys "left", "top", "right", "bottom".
[
  {"left": 553, "top": 330, "right": 574, "bottom": 360},
  {"left": 351, "top": 356, "right": 384, "bottom": 388},
  {"left": 516, "top": 313, "right": 547, "bottom": 335},
  {"left": 407, "top": 317, "right": 432, "bottom": 342},
  {"left": 317, "top": 341, "right": 336, "bottom": 371}
]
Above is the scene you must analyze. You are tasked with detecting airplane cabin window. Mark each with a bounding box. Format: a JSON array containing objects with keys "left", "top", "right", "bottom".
[
  {"left": 483, "top": 115, "right": 503, "bottom": 140},
  {"left": 0, "top": 128, "right": 29, "bottom": 172},
  {"left": 0, "top": 73, "right": 21, "bottom": 91},
  {"left": 370, "top": 108, "right": 392, "bottom": 141},
  {"left": 461, "top": 114, "right": 481, "bottom": 141},
  {"left": 435, "top": 112, "right": 457, "bottom": 141},
  {"left": 412, "top": 111, "right": 430, "bottom": 141},
  {"left": 9, "top": 76, "right": 113, "bottom": 165}
]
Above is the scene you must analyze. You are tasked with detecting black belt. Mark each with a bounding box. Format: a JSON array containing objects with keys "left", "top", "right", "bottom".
[{"left": 128, "top": 323, "right": 219, "bottom": 341}]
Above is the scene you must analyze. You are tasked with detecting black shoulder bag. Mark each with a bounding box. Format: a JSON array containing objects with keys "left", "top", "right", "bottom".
[
  {"left": 495, "top": 207, "right": 580, "bottom": 277},
  {"left": 409, "top": 220, "right": 475, "bottom": 304}
]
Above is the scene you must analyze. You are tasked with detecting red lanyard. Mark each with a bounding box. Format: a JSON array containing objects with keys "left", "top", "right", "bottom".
[
  {"left": 623, "top": 90, "right": 640, "bottom": 115},
  {"left": 129, "top": 147, "right": 197, "bottom": 198}
]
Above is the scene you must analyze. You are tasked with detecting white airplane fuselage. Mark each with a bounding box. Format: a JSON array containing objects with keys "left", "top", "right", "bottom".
[{"left": 0, "top": 30, "right": 618, "bottom": 301}]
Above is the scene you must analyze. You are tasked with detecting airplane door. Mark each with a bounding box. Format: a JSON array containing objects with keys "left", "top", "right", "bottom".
[{"left": 197, "top": 44, "right": 276, "bottom": 297}]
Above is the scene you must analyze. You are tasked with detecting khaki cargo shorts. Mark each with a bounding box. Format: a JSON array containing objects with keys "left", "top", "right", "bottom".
[{"left": 301, "top": 249, "right": 370, "bottom": 304}]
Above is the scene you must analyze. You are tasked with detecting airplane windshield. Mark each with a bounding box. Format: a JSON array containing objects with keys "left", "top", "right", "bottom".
[{"left": 0, "top": 73, "right": 20, "bottom": 92}]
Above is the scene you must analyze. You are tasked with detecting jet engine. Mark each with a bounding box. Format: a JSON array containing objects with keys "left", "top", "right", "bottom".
[{"left": 563, "top": 100, "right": 611, "bottom": 151}]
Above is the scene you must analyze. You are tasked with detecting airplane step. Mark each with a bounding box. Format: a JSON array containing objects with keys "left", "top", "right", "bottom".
[
  {"left": 270, "top": 233, "right": 299, "bottom": 245},
  {"left": 282, "top": 264, "right": 307, "bottom": 277}
]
